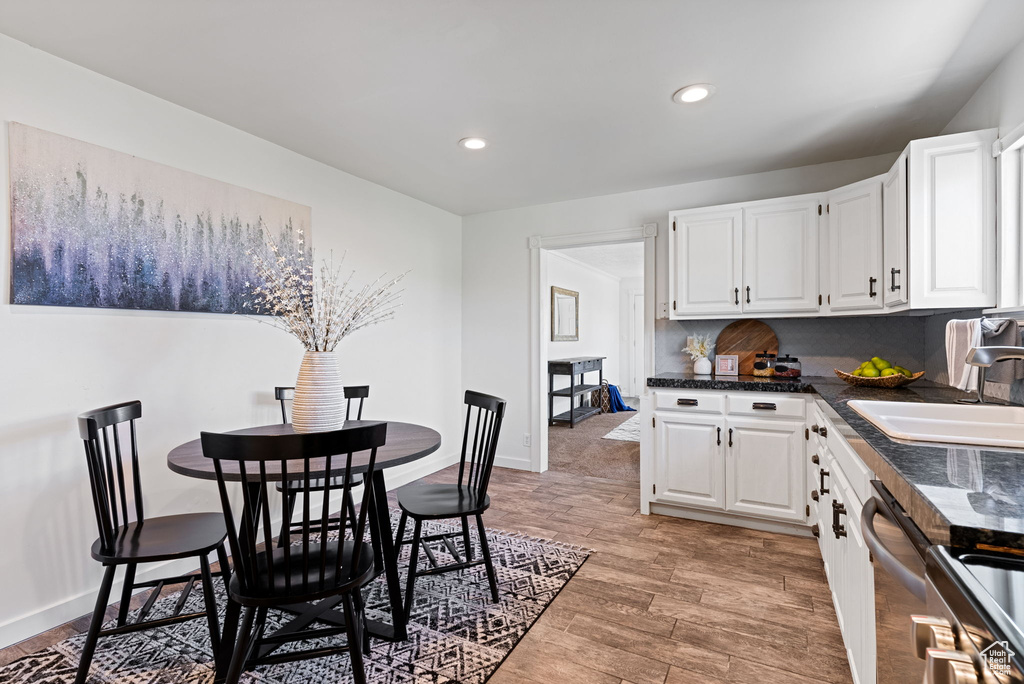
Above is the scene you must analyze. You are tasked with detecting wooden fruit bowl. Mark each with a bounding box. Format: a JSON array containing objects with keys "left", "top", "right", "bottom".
[{"left": 833, "top": 368, "right": 925, "bottom": 388}]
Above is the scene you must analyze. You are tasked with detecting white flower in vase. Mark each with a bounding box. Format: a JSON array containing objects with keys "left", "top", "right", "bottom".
[{"left": 684, "top": 334, "right": 715, "bottom": 375}]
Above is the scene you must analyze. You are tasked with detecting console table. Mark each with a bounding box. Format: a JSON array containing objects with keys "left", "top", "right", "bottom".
[{"left": 548, "top": 356, "right": 605, "bottom": 428}]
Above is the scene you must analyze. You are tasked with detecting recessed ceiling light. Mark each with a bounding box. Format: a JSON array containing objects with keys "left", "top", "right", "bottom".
[
  {"left": 672, "top": 84, "right": 716, "bottom": 104},
  {"left": 459, "top": 137, "right": 487, "bottom": 150}
]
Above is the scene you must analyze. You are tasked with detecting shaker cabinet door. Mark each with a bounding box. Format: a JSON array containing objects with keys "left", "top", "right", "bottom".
[
  {"left": 742, "top": 197, "right": 821, "bottom": 313},
  {"left": 883, "top": 154, "right": 909, "bottom": 308},
  {"left": 724, "top": 417, "right": 805, "bottom": 522},
  {"left": 828, "top": 177, "right": 884, "bottom": 312},
  {"left": 669, "top": 209, "right": 742, "bottom": 317},
  {"left": 653, "top": 413, "right": 726, "bottom": 510}
]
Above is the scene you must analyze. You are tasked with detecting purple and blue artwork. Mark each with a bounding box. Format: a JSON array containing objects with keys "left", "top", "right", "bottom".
[{"left": 9, "top": 123, "right": 311, "bottom": 314}]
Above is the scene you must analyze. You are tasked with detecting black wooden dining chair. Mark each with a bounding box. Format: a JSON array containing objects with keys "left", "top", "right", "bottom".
[
  {"left": 275, "top": 385, "right": 369, "bottom": 545},
  {"left": 201, "top": 422, "right": 387, "bottom": 684},
  {"left": 75, "top": 401, "right": 231, "bottom": 684},
  {"left": 395, "top": 390, "right": 506, "bottom": 619}
]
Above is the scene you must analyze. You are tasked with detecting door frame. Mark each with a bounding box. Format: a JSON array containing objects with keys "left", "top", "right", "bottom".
[
  {"left": 629, "top": 290, "right": 644, "bottom": 397},
  {"left": 527, "top": 223, "right": 657, "bottom": 472}
]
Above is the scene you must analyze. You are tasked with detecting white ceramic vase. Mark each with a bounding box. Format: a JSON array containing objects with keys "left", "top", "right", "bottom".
[
  {"left": 291, "top": 350, "right": 346, "bottom": 433},
  {"left": 694, "top": 356, "right": 713, "bottom": 375}
]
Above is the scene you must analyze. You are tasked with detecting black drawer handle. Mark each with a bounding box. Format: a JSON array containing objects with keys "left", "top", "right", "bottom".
[
  {"left": 746, "top": 286, "right": 751, "bottom": 304},
  {"left": 832, "top": 500, "right": 848, "bottom": 539},
  {"left": 811, "top": 424, "right": 819, "bottom": 433},
  {"left": 752, "top": 402, "right": 776, "bottom": 411},
  {"left": 811, "top": 454, "right": 819, "bottom": 464},
  {"left": 819, "top": 469, "right": 830, "bottom": 495},
  {"left": 869, "top": 276, "right": 877, "bottom": 298},
  {"left": 716, "top": 427, "right": 721, "bottom": 446},
  {"left": 676, "top": 398, "right": 699, "bottom": 406},
  {"left": 734, "top": 287, "right": 739, "bottom": 305},
  {"left": 728, "top": 428, "right": 733, "bottom": 448},
  {"left": 819, "top": 426, "right": 828, "bottom": 438},
  {"left": 811, "top": 490, "right": 819, "bottom": 501},
  {"left": 890, "top": 267, "right": 901, "bottom": 292}
]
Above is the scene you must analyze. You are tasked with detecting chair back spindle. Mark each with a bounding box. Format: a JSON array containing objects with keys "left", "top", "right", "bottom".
[
  {"left": 78, "top": 401, "right": 146, "bottom": 553},
  {"left": 456, "top": 390, "right": 506, "bottom": 502},
  {"left": 201, "top": 423, "right": 387, "bottom": 598},
  {"left": 274, "top": 387, "right": 295, "bottom": 425}
]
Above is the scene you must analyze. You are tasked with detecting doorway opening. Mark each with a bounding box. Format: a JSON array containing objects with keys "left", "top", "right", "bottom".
[{"left": 543, "top": 241, "right": 644, "bottom": 482}]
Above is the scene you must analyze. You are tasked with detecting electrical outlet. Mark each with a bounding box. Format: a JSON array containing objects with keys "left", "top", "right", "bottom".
[{"left": 522, "top": 433, "right": 532, "bottom": 447}]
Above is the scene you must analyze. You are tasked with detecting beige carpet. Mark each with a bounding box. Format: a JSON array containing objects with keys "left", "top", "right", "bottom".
[{"left": 548, "top": 409, "right": 640, "bottom": 482}]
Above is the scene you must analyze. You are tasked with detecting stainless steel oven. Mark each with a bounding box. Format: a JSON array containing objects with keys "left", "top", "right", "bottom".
[{"left": 862, "top": 480, "right": 931, "bottom": 683}]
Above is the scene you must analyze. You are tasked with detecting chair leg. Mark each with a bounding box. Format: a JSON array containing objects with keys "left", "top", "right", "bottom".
[
  {"left": 199, "top": 554, "right": 222, "bottom": 656},
  {"left": 476, "top": 514, "right": 499, "bottom": 603},
  {"left": 216, "top": 543, "right": 232, "bottom": 585},
  {"left": 461, "top": 515, "right": 473, "bottom": 561},
  {"left": 74, "top": 564, "right": 116, "bottom": 684},
  {"left": 224, "top": 605, "right": 256, "bottom": 684},
  {"left": 403, "top": 519, "right": 422, "bottom": 620},
  {"left": 395, "top": 511, "right": 408, "bottom": 548},
  {"left": 354, "top": 590, "right": 371, "bottom": 655},
  {"left": 116, "top": 563, "right": 137, "bottom": 627},
  {"left": 278, "top": 491, "right": 298, "bottom": 547},
  {"left": 214, "top": 598, "right": 241, "bottom": 684},
  {"left": 342, "top": 593, "right": 367, "bottom": 684}
]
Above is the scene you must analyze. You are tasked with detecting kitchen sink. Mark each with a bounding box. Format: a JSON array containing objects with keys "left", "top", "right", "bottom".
[{"left": 847, "top": 400, "right": 1024, "bottom": 449}]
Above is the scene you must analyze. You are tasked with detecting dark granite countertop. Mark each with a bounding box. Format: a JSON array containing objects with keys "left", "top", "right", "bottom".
[{"left": 648, "top": 372, "right": 1024, "bottom": 551}]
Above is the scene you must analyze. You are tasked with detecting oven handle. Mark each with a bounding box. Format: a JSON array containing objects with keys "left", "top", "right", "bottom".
[{"left": 861, "top": 497, "right": 927, "bottom": 603}]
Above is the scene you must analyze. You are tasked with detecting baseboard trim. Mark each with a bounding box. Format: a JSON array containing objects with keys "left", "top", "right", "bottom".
[
  {"left": 648, "top": 503, "right": 813, "bottom": 538},
  {"left": 0, "top": 450, "right": 460, "bottom": 650},
  {"left": 493, "top": 454, "right": 532, "bottom": 471}
]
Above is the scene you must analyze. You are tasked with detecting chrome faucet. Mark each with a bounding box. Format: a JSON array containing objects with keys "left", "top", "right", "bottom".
[{"left": 959, "top": 346, "right": 1024, "bottom": 404}]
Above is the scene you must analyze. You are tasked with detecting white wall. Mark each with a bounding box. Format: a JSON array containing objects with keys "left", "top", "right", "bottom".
[
  {"left": 619, "top": 276, "right": 644, "bottom": 397},
  {"left": 943, "top": 36, "right": 1024, "bottom": 136},
  {"left": 463, "top": 153, "right": 897, "bottom": 468},
  {"left": 0, "top": 34, "right": 464, "bottom": 646},
  {"left": 545, "top": 251, "right": 620, "bottom": 415}
]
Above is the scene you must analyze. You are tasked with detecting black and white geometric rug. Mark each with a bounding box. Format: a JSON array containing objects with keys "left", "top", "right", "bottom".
[{"left": 1, "top": 516, "right": 589, "bottom": 683}]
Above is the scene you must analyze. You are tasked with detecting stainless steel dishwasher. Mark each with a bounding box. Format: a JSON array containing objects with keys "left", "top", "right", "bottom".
[{"left": 861, "top": 479, "right": 930, "bottom": 683}]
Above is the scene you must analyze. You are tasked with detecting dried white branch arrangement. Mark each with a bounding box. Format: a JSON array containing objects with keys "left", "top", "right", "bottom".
[
  {"left": 245, "top": 230, "right": 407, "bottom": 352},
  {"left": 683, "top": 334, "right": 714, "bottom": 361}
]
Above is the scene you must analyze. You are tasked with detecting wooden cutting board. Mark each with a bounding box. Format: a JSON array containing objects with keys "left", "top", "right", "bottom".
[{"left": 715, "top": 320, "right": 779, "bottom": 376}]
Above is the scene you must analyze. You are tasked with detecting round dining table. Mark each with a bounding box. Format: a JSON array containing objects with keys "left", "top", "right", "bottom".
[{"left": 167, "top": 419, "right": 441, "bottom": 679}]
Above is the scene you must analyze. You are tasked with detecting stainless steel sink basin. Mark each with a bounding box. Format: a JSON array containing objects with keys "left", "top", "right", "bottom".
[{"left": 847, "top": 400, "right": 1024, "bottom": 449}]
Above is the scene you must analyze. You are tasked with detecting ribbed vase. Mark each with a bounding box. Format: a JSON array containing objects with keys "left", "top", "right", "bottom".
[
  {"left": 694, "top": 356, "right": 713, "bottom": 375},
  {"left": 291, "top": 350, "right": 345, "bottom": 433}
]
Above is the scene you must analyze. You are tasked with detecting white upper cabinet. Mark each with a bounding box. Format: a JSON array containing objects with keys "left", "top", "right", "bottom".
[
  {"left": 882, "top": 154, "right": 909, "bottom": 308},
  {"left": 669, "top": 208, "right": 742, "bottom": 316},
  {"left": 828, "top": 177, "right": 884, "bottom": 312},
  {"left": 907, "top": 129, "right": 996, "bottom": 309},
  {"left": 742, "top": 197, "right": 821, "bottom": 313}
]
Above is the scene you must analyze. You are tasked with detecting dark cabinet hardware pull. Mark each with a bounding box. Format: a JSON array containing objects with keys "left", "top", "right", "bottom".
[
  {"left": 728, "top": 428, "right": 733, "bottom": 447},
  {"left": 677, "top": 398, "right": 698, "bottom": 406},
  {"left": 819, "top": 426, "right": 828, "bottom": 438},
  {"left": 819, "top": 469, "right": 830, "bottom": 495},
  {"left": 752, "top": 402, "right": 776, "bottom": 411},
  {"left": 716, "top": 427, "right": 721, "bottom": 446},
  {"left": 811, "top": 424, "right": 819, "bottom": 433},
  {"left": 734, "top": 287, "right": 739, "bottom": 305},
  {"left": 869, "top": 277, "right": 877, "bottom": 298},
  {"left": 832, "top": 500, "right": 848, "bottom": 539},
  {"left": 745, "top": 286, "right": 751, "bottom": 304},
  {"left": 811, "top": 524, "right": 820, "bottom": 538},
  {"left": 811, "top": 454, "right": 819, "bottom": 464},
  {"left": 811, "top": 490, "right": 819, "bottom": 501},
  {"left": 890, "top": 267, "right": 901, "bottom": 292}
]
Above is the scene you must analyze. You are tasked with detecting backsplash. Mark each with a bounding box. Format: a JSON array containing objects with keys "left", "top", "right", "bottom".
[{"left": 657, "top": 316, "right": 927, "bottom": 377}]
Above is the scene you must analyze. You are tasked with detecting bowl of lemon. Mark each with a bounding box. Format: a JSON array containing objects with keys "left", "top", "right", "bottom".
[{"left": 834, "top": 357, "right": 925, "bottom": 388}]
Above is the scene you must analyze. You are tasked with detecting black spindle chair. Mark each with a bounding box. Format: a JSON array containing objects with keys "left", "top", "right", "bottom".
[
  {"left": 395, "top": 390, "right": 506, "bottom": 619},
  {"left": 75, "top": 401, "right": 231, "bottom": 684},
  {"left": 275, "top": 385, "right": 368, "bottom": 545},
  {"left": 201, "top": 421, "right": 387, "bottom": 684}
]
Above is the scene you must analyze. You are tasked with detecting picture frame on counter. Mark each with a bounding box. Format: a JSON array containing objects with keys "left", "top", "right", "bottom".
[{"left": 715, "top": 354, "right": 739, "bottom": 376}]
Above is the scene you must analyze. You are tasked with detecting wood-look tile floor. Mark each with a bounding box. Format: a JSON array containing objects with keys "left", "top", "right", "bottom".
[{"left": 1, "top": 465, "right": 851, "bottom": 684}]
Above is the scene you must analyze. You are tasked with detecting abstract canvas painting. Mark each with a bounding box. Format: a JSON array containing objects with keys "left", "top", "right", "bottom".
[{"left": 9, "top": 123, "right": 311, "bottom": 313}]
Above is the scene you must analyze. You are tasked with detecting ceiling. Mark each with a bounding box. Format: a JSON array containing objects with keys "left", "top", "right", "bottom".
[
  {"left": 3, "top": 1, "right": 1024, "bottom": 216},
  {"left": 556, "top": 243, "right": 644, "bottom": 280}
]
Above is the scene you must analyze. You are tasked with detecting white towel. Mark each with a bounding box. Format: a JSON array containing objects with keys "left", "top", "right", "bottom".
[{"left": 946, "top": 318, "right": 982, "bottom": 391}]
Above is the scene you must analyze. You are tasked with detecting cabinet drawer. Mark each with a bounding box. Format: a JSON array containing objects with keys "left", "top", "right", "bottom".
[
  {"left": 727, "top": 394, "right": 806, "bottom": 419},
  {"left": 581, "top": 359, "right": 602, "bottom": 372},
  {"left": 827, "top": 427, "right": 873, "bottom": 507},
  {"left": 654, "top": 392, "right": 725, "bottom": 414}
]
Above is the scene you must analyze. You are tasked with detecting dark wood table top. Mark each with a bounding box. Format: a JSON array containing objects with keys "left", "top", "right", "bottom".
[{"left": 167, "top": 420, "right": 441, "bottom": 482}]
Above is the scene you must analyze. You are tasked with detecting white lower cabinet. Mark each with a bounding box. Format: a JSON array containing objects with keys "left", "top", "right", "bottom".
[
  {"left": 725, "top": 417, "right": 805, "bottom": 522},
  {"left": 653, "top": 412, "right": 725, "bottom": 509},
  {"left": 650, "top": 391, "right": 805, "bottom": 524}
]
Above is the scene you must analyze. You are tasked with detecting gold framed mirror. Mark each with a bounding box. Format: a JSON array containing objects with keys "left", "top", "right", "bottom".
[{"left": 551, "top": 286, "right": 579, "bottom": 341}]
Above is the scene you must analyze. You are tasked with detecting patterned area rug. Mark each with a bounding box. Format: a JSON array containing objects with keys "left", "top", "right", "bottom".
[
  {"left": 602, "top": 413, "right": 641, "bottom": 442},
  {"left": 1, "top": 516, "right": 588, "bottom": 684}
]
